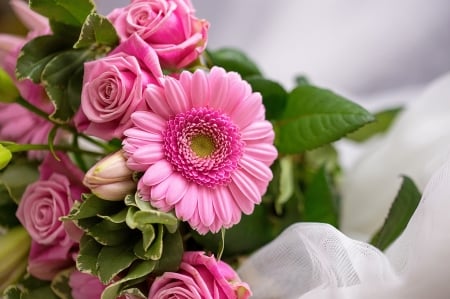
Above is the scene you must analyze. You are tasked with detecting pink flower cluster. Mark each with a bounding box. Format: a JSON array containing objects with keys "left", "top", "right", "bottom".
[{"left": 3, "top": 0, "right": 277, "bottom": 297}]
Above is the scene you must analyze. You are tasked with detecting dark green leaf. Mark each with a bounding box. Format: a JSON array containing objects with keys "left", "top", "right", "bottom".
[
  {"left": 77, "top": 234, "right": 102, "bottom": 275},
  {"left": 78, "top": 217, "right": 130, "bottom": 246},
  {"left": 66, "top": 194, "right": 124, "bottom": 220},
  {"left": 303, "top": 166, "right": 339, "bottom": 227},
  {"left": 370, "top": 176, "right": 421, "bottom": 251},
  {"left": 97, "top": 243, "right": 137, "bottom": 284},
  {"left": 246, "top": 76, "right": 288, "bottom": 120},
  {"left": 42, "top": 49, "right": 93, "bottom": 122},
  {"left": 75, "top": 13, "right": 119, "bottom": 48},
  {"left": 206, "top": 48, "right": 261, "bottom": 78},
  {"left": 275, "top": 85, "right": 375, "bottom": 154},
  {"left": 49, "top": 20, "right": 82, "bottom": 45},
  {"left": 30, "top": 0, "right": 95, "bottom": 28},
  {"left": 16, "top": 35, "right": 71, "bottom": 82},
  {"left": 347, "top": 107, "right": 402, "bottom": 142},
  {"left": 153, "top": 230, "right": 183, "bottom": 275}
]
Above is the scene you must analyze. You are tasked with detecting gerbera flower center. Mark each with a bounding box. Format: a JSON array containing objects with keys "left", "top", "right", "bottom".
[
  {"left": 191, "top": 134, "right": 216, "bottom": 158},
  {"left": 163, "top": 107, "right": 244, "bottom": 188}
]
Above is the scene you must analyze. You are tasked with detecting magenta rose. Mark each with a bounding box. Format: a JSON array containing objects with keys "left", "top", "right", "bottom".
[
  {"left": 16, "top": 152, "right": 87, "bottom": 280},
  {"left": 108, "top": 0, "right": 209, "bottom": 69},
  {"left": 148, "top": 251, "right": 252, "bottom": 299},
  {"left": 76, "top": 33, "right": 163, "bottom": 140}
]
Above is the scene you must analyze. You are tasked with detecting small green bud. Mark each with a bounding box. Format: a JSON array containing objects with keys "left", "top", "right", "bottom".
[
  {"left": 0, "top": 68, "right": 19, "bottom": 103},
  {"left": 0, "top": 145, "right": 12, "bottom": 170}
]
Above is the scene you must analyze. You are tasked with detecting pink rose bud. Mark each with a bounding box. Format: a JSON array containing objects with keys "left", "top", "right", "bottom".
[{"left": 84, "top": 150, "right": 136, "bottom": 201}]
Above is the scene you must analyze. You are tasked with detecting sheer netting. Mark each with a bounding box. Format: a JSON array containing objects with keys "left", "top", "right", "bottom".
[{"left": 238, "top": 157, "right": 450, "bottom": 299}]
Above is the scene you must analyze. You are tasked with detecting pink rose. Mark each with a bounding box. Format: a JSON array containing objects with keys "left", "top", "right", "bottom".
[
  {"left": 76, "top": 34, "right": 163, "bottom": 140},
  {"left": 108, "top": 0, "right": 209, "bottom": 69},
  {"left": 16, "top": 153, "right": 87, "bottom": 280},
  {"left": 69, "top": 271, "right": 106, "bottom": 299},
  {"left": 148, "top": 251, "right": 252, "bottom": 299},
  {"left": 0, "top": 0, "right": 58, "bottom": 160}
]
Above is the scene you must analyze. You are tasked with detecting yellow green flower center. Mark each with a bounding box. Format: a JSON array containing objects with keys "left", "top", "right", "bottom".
[{"left": 191, "top": 134, "right": 215, "bottom": 157}]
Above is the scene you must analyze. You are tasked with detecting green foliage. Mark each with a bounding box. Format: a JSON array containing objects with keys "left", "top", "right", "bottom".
[
  {"left": 246, "top": 76, "right": 288, "bottom": 121},
  {"left": 65, "top": 193, "right": 183, "bottom": 297},
  {"left": 206, "top": 48, "right": 262, "bottom": 78},
  {"left": 29, "top": 0, "right": 95, "bottom": 28},
  {"left": 0, "top": 68, "right": 19, "bottom": 103},
  {"left": 303, "top": 166, "right": 339, "bottom": 227},
  {"left": 370, "top": 176, "right": 422, "bottom": 251},
  {"left": 274, "top": 85, "right": 375, "bottom": 154},
  {"left": 75, "top": 13, "right": 119, "bottom": 48},
  {"left": 3, "top": 274, "right": 59, "bottom": 299},
  {"left": 347, "top": 107, "right": 402, "bottom": 142}
]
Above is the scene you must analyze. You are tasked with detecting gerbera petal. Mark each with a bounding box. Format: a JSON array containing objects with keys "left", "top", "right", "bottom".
[
  {"left": 231, "top": 169, "right": 261, "bottom": 204},
  {"left": 165, "top": 172, "right": 188, "bottom": 205},
  {"left": 209, "top": 67, "right": 229, "bottom": 110},
  {"left": 175, "top": 182, "right": 198, "bottom": 221},
  {"left": 164, "top": 77, "right": 190, "bottom": 114},
  {"left": 130, "top": 111, "right": 166, "bottom": 133},
  {"left": 198, "top": 187, "right": 215, "bottom": 227},
  {"left": 123, "top": 127, "right": 163, "bottom": 142},
  {"left": 212, "top": 187, "right": 233, "bottom": 225},
  {"left": 230, "top": 92, "right": 263, "bottom": 129},
  {"left": 244, "top": 143, "right": 278, "bottom": 164},
  {"left": 150, "top": 177, "right": 171, "bottom": 201},
  {"left": 241, "top": 121, "right": 275, "bottom": 142},
  {"left": 190, "top": 69, "right": 210, "bottom": 107},
  {"left": 142, "top": 160, "right": 173, "bottom": 186},
  {"left": 228, "top": 184, "right": 255, "bottom": 215},
  {"left": 133, "top": 143, "right": 165, "bottom": 166},
  {"left": 239, "top": 154, "right": 273, "bottom": 182},
  {"left": 223, "top": 72, "right": 251, "bottom": 113},
  {"left": 144, "top": 84, "right": 172, "bottom": 119}
]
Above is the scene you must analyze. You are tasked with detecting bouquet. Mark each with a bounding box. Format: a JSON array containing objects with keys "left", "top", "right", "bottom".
[{"left": 2, "top": 0, "right": 432, "bottom": 298}]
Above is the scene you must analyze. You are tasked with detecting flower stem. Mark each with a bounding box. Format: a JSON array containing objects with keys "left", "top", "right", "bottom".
[{"left": 6, "top": 143, "right": 103, "bottom": 156}]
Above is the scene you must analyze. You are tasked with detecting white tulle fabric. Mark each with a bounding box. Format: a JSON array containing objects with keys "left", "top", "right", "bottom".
[{"left": 238, "top": 156, "right": 450, "bottom": 298}]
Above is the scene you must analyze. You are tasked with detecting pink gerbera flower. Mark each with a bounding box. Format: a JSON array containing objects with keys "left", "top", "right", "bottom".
[{"left": 123, "top": 66, "right": 277, "bottom": 234}]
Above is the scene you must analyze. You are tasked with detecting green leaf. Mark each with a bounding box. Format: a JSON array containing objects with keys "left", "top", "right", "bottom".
[
  {"left": 246, "top": 76, "right": 288, "bottom": 120},
  {"left": 274, "top": 156, "right": 295, "bottom": 215},
  {"left": 16, "top": 35, "right": 71, "bottom": 82},
  {"left": 97, "top": 243, "right": 138, "bottom": 284},
  {"left": 347, "top": 107, "right": 402, "bottom": 142},
  {"left": 152, "top": 230, "right": 183, "bottom": 275},
  {"left": 30, "top": 0, "right": 95, "bottom": 28},
  {"left": 67, "top": 194, "right": 124, "bottom": 220},
  {"left": 51, "top": 268, "right": 74, "bottom": 299},
  {"left": 206, "top": 48, "right": 262, "bottom": 78},
  {"left": 0, "top": 159, "right": 39, "bottom": 204},
  {"left": 303, "top": 166, "right": 339, "bottom": 227},
  {"left": 133, "top": 209, "right": 178, "bottom": 231},
  {"left": 0, "top": 68, "right": 19, "bottom": 103},
  {"left": 370, "top": 176, "right": 421, "bottom": 251},
  {"left": 77, "top": 234, "right": 102, "bottom": 275},
  {"left": 134, "top": 224, "right": 162, "bottom": 260},
  {"left": 42, "top": 49, "right": 93, "bottom": 122},
  {"left": 75, "top": 13, "right": 119, "bottom": 48},
  {"left": 78, "top": 217, "right": 130, "bottom": 246},
  {"left": 101, "top": 260, "right": 156, "bottom": 299},
  {"left": 275, "top": 85, "right": 375, "bottom": 154}
]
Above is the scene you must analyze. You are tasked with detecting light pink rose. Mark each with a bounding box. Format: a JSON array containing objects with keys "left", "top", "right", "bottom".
[
  {"left": 108, "top": 0, "right": 209, "bottom": 69},
  {"left": 16, "top": 152, "right": 88, "bottom": 280},
  {"left": 148, "top": 251, "right": 252, "bottom": 299},
  {"left": 76, "top": 33, "right": 163, "bottom": 140}
]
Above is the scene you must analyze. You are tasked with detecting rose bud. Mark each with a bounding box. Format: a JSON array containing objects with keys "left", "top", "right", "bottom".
[{"left": 83, "top": 150, "right": 136, "bottom": 201}]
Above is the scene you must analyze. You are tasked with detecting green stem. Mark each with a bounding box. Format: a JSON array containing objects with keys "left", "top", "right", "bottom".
[
  {"left": 6, "top": 143, "right": 103, "bottom": 156},
  {"left": 15, "top": 96, "right": 114, "bottom": 153}
]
